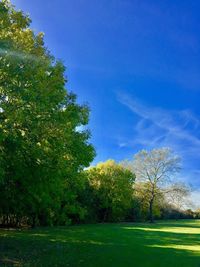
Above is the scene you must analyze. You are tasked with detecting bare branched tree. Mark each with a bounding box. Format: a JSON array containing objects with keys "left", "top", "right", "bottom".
[{"left": 123, "top": 148, "right": 182, "bottom": 222}]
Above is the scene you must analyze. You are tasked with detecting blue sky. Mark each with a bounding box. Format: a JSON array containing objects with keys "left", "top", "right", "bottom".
[{"left": 12, "top": 0, "right": 200, "bottom": 200}]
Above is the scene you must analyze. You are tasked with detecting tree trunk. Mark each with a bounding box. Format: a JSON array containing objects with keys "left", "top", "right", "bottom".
[{"left": 149, "top": 198, "right": 154, "bottom": 223}]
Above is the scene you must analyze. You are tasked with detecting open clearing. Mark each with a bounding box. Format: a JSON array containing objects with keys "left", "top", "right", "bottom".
[{"left": 1, "top": 220, "right": 200, "bottom": 267}]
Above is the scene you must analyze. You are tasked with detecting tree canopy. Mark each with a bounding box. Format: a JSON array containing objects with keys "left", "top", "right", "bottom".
[
  {"left": 86, "top": 160, "right": 136, "bottom": 222},
  {"left": 0, "top": 0, "right": 95, "bottom": 226}
]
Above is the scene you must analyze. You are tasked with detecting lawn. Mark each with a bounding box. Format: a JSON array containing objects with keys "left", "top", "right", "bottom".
[{"left": 1, "top": 220, "right": 200, "bottom": 267}]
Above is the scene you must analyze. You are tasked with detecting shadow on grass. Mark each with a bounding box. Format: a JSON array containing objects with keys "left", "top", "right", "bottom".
[{"left": 1, "top": 221, "right": 200, "bottom": 267}]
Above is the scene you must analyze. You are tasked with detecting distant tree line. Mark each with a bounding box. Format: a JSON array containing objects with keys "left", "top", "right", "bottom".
[
  {"left": 83, "top": 151, "right": 191, "bottom": 224},
  {"left": 0, "top": 1, "right": 197, "bottom": 227}
]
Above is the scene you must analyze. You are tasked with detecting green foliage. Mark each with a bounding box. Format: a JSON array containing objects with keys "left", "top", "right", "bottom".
[
  {"left": 0, "top": 1, "right": 95, "bottom": 226},
  {"left": 86, "top": 160, "right": 135, "bottom": 222}
]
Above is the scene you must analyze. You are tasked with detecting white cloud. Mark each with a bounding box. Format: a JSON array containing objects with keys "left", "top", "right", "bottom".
[
  {"left": 117, "top": 92, "right": 200, "bottom": 189},
  {"left": 118, "top": 142, "right": 127, "bottom": 148},
  {"left": 118, "top": 92, "right": 200, "bottom": 150}
]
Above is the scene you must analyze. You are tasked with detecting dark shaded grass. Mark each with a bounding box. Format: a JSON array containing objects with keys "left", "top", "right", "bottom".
[{"left": 1, "top": 220, "right": 200, "bottom": 267}]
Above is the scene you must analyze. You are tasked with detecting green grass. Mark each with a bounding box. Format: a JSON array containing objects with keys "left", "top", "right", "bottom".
[{"left": 1, "top": 220, "right": 200, "bottom": 267}]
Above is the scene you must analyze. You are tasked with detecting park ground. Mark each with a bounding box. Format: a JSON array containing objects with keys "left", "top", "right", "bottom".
[{"left": 0, "top": 220, "right": 200, "bottom": 267}]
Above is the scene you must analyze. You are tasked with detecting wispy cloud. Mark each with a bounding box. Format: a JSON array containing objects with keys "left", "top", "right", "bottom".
[
  {"left": 117, "top": 92, "right": 200, "bottom": 188},
  {"left": 118, "top": 92, "right": 200, "bottom": 148}
]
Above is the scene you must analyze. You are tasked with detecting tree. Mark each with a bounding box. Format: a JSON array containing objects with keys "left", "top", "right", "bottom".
[
  {"left": 131, "top": 182, "right": 165, "bottom": 221},
  {"left": 0, "top": 1, "right": 95, "bottom": 226},
  {"left": 165, "top": 182, "right": 190, "bottom": 210},
  {"left": 86, "top": 160, "right": 135, "bottom": 222},
  {"left": 123, "top": 148, "right": 181, "bottom": 222}
]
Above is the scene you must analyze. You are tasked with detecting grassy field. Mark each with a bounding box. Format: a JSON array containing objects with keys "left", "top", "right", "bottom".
[{"left": 1, "top": 220, "right": 200, "bottom": 267}]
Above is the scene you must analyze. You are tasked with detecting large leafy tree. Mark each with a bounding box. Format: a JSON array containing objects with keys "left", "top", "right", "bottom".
[
  {"left": 86, "top": 160, "right": 135, "bottom": 222},
  {"left": 0, "top": 0, "right": 95, "bottom": 226}
]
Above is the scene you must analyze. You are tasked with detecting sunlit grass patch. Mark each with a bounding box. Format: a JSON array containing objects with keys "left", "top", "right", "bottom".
[
  {"left": 149, "top": 244, "right": 200, "bottom": 253},
  {"left": 1, "top": 220, "right": 200, "bottom": 267}
]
